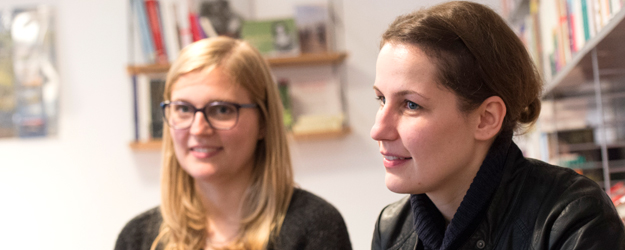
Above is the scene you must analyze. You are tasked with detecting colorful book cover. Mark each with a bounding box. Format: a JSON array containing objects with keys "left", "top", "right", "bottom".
[{"left": 241, "top": 18, "right": 300, "bottom": 57}]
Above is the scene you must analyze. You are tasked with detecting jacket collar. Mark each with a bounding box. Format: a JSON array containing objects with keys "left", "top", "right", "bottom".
[{"left": 410, "top": 130, "right": 513, "bottom": 250}]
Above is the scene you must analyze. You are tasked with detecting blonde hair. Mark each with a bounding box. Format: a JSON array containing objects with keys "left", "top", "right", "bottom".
[{"left": 153, "top": 37, "right": 294, "bottom": 250}]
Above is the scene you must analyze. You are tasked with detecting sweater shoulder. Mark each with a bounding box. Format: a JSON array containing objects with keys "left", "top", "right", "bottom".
[
  {"left": 284, "top": 188, "right": 345, "bottom": 226},
  {"left": 277, "top": 188, "right": 352, "bottom": 249},
  {"left": 114, "top": 206, "right": 162, "bottom": 250}
]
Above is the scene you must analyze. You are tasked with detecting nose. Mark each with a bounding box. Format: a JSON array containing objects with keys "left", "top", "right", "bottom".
[
  {"left": 370, "top": 105, "right": 398, "bottom": 141},
  {"left": 189, "top": 112, "right": 215, "bottom": 135}
]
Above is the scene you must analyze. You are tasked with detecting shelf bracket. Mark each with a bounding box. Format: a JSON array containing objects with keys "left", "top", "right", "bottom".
[{"left": 592, "top": 48, "right": 611, "bottom": 194}]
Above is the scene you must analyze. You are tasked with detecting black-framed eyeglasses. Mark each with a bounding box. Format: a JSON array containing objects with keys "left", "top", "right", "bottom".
[{"left": 161, "top": 100, "right": 258, "bottom": 130}]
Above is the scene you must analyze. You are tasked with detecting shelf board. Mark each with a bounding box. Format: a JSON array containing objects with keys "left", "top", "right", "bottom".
[
  {"left": 127, "top": 64, "right": 170, "bottom": 75},
  {"left": 560, "top": 142, "right": 625, "bottom": 152},
  {"left": 266, "top": 52, "right": 347, "bottom": 67},
  {"left": 126, "top": 52, "right": 348, "bottom": 74},
  {"left": 129, "top": 140, "right": 163, "bottom": 151},
  {"left": 290, "top": 126, "right": 351, "bottom": 141},
  {"left": 544, "top": 7, "right": 625, "bottom": 98},
  {"left": 129, "top": 126, "right": 351, "bottom": 150}
]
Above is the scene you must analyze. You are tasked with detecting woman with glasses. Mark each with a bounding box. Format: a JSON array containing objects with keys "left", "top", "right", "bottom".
[
  {"left": 115, "top": 37, "right": 352, "bottom": 250},
  {"left": 370, "top": 2, "right": 624, "bottom": 250}
]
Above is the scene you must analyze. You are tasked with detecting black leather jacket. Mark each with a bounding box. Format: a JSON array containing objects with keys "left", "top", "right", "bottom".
[{"left": 372, "top": 143, "right": 625, "bottom": 250}]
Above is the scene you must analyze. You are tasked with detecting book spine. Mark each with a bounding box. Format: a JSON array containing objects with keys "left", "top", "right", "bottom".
[
  {"left": 137, "top": 74, "right": 152, "bottom": 141},
  {"left": 149, "top": 79, "right": 166, "bottom": 139},
  {"left": 159, "top": 0, "right": 180, "bottom": 61},
  {"left": 133, "top": 0, "right": 156, "bottom": 63},
  {"left": 174, "top": 0, "right": 193, "bottom": 48},
  {"left": 573, "top": 0, "right": 585, "bottom": 50},
  {"left": 582, "top": 0, "right": 591, "bottom": 41},
  {"left": 566, "top": 0, "right": 577, "bottom": 53},
  {"left": 132, "top": 75, "right": 139, "bottom": 141},
  {"left": 145, "top": 0, "right": 168, "bottom": 64},
  {"left": 188, "top": 12, "right": 202, "bottom": 42},
  {"left": 196, "top": 15, "right": 207, "bottom": 39}
]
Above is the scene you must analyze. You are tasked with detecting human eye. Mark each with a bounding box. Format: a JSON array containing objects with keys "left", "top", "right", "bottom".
[
  {"left": 404, "top": 100, "right": 420, "bottom": 110},
  {"left": 375, "top": 96, "right": 386, "bottom": 106},
  {"left": 174, "top": 103, "right": 192, "bottom": 113},
  {"left": 207, "top": 104, "right": 237, "bottom": 120}
]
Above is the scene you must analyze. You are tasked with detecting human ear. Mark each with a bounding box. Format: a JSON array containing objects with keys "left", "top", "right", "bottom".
[{"left": 474, "top": 96, "right": 506, "bottom": 141}]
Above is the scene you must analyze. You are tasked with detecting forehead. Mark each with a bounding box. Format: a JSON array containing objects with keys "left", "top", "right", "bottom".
[
  {"left": 171, "top": 68, "right": 250, "bottom": 102},
  {"left": 375, "top": 43, "right": 440, "bottom": 91}
]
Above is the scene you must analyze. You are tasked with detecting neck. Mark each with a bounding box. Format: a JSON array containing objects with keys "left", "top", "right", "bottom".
[
  {"left": 426, "top": 139, "right": 493, "bottom": 222},
  {"left": 195, "top": 166, "right": 253, "bottom": 245}
]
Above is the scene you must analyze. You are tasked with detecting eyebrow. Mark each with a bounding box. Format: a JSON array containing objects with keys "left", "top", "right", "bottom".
[{"left": 373, "top": 86, "right": 430, "bottom": 100}]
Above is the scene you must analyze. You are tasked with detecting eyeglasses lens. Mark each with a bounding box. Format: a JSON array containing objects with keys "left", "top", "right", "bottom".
[{"left": 164, "top": 102, "right": 238, "bottom": 130}]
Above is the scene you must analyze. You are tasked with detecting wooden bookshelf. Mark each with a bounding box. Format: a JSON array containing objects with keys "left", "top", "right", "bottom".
[
  {"left": 543, "top": 7, "right": 625, "bottom": 98},
  {"left": 129, "top": 127, "right": 351, "bottom": 151},
  {"left": 127, "top": 64, "right": 171, "bottom": 75},
  {"left": 290, "top": 126, "right": 351, "bottom": 141},
  {"left": 127, "top": 52, "right": 348, "bottom": 75},
  {"left": 266, "top": 52, "right": 347, "bottom": 67},
  {"left": 506, "top": 0, "right": 625, "bottom": 192},
  {"left": 129, "top": 140, "right": 162, "bottom": 151}
]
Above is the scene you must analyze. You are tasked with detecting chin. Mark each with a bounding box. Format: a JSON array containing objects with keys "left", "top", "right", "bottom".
[{"left": 385, "top": 174, "right": 419, "bottom": 194}]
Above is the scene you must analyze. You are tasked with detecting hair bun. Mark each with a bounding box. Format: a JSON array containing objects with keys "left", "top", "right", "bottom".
[{"left": 519, "top": 98, "right": 541, "bottom": 124}]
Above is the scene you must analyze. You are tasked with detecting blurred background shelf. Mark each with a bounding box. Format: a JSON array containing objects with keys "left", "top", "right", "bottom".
[
  {"left": 129, "top": 126, "right": 352, "bottom": 151},
  {"left": 126, "top": 52, "right": 348, "bottom": 74}
]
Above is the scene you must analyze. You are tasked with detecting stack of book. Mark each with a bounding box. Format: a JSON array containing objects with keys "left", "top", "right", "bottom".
[
  {"left": 506, "top": 0, "right": 624, "bottom": 81},
  {"left": 130, "top": 0, "right": 244, "bottom": 64}
]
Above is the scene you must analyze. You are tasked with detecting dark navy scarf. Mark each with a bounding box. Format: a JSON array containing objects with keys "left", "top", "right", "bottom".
[{"left": 410, "top": 130, "right": 513, "bottom": 250}]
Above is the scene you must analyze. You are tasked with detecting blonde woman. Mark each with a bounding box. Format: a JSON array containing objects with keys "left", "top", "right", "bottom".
[{"left": 115, "top": 37, "right": 352, "bottom": 250}]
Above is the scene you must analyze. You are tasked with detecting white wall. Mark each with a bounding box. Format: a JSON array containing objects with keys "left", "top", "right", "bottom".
[{"left": 0, "top": 0, "right": 499, "bottom": 249}]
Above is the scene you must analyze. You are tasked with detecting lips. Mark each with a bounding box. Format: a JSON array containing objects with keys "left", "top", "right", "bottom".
[
  {"left": 381, "top": 153, "right": 412, "bottom": 168},
  {"left": 383, "top": 155, "right": 411, "bottom": 161},
  {"left": 190, "top": 146, "right": 221, "bottom": 158}
]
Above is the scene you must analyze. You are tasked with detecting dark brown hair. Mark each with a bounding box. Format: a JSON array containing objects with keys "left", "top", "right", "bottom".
[{"left": 381, "top": 1, "right": 542, "bottom": 134}]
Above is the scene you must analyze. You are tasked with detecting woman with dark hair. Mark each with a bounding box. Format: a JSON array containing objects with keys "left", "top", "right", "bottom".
[{"left": 370, "top": 1, "right": 625, "bottom": 249}]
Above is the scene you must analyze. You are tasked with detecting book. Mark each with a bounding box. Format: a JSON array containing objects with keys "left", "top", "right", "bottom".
[
  {"left": 131, "top": 76, "right": 140, "bottom": 141},
  {"left": 132, "top": 0, "right": 156, "bottom": 63},
  {"left": 173, "top": 0, "right": 193, "bottom": 48},
  {"left": 160, "top": 0, "right": 180, "bottom": 61},
  {"left": 145, "top": 0, "right": 169, "bottom": 63},
  {"left": 241, "top": 18, "right": 300, "bottom": 57},
  {"left": 294, "top": 4, "right": 333, "bottom": 53},
  {"left": 188, "top": 10, "right": 202, "bottom": 41},
  {"left": 149, "top": 79, "right": 166, "bottom": 139},
  {"left": 137, "top": 74, "right": 152, "bottom": 141}
]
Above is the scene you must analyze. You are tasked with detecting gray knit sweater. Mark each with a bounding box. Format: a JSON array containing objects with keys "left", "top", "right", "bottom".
[{"left": 114, "top": 188, "right": 352, "bottom": 250}]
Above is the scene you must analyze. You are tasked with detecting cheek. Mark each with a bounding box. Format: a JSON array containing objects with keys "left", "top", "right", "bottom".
[
  {"left": 170, "top": 128, "right": 188, "bottom": 158},
  {"left": 400, "top": 118, "right": 459, "bottom": 160}
]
